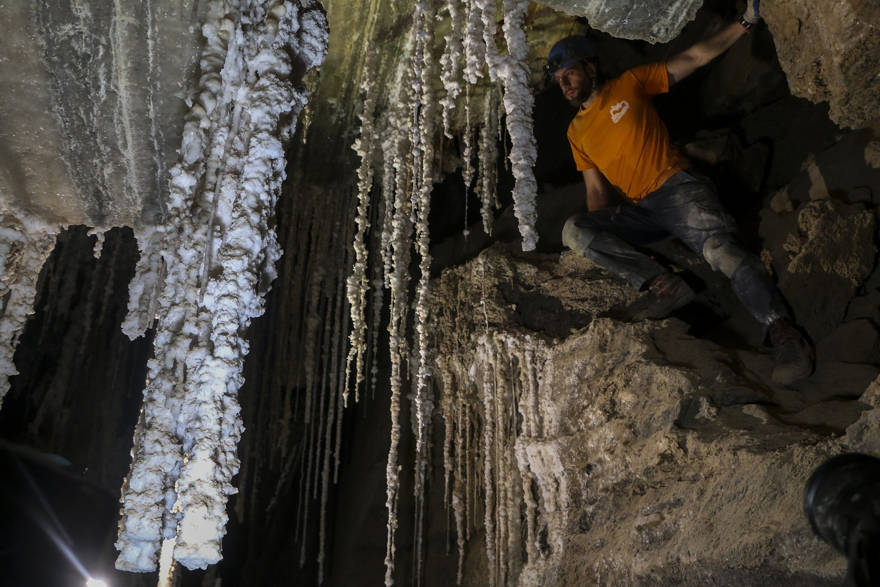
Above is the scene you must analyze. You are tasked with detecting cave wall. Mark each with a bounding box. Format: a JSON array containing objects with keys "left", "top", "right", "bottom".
[
  {"left": 0, "top": 0, "right": 206, "bottom": 228},
  {"left": 762, "top": 0, "right": 880, "bottom": 130}
]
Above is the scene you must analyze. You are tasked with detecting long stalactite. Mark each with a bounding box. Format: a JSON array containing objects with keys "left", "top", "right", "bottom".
[{"left": 115, "top": 0, "right": 328, "bottom": 572}]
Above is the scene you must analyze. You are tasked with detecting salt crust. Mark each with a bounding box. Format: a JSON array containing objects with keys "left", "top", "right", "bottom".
[{"left": 0, "top": 212, "right": 58, "bottom": 407}]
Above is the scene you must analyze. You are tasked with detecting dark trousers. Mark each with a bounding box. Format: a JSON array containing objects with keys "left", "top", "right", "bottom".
[{"left": 562, "top": 170, "right": 787, "bottom": 325}]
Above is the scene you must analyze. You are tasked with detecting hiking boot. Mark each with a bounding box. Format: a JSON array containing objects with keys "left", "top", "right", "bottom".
[
  {"left": 769, "top": 319, "right": 814, "bottom": 385},
  {"left": 624, "top": 272, "right": 696, "bottom": 321}
]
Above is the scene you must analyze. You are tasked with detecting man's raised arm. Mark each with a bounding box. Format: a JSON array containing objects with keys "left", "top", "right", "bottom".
[{"left": 666, "top": 1, "right": 761, "bottom": 86}]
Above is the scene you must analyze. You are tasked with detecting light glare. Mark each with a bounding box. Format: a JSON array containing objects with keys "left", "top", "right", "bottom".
[{"left": 86, "top": 578, "right": 108, "bottom": 587}]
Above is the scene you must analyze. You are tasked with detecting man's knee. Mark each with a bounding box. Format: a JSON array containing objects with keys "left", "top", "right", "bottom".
[
  {"left": 702, "top": 234, "right": 747, "bottom": 277},
  {"left": 562, "top": 215, "right": 596, "bottom": 254}
]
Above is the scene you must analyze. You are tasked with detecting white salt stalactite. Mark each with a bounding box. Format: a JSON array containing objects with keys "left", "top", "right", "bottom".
[
  {"left": 497, "top": 97, "right": 509, "bottom": 181},
  {"left": 494, "top": 341, "right": 515, "bottom": 585},
  {"left": 434, "top": 329, "right": 557, "bottom": 585},
  {"left": 440, "top": 364, "right": 455, "bottom": 513},
  {"left": 367, "top": 200, "right": 386, "bottom": 400},
  {"left": 383, "top": 192, "right": 412, "bottom": 586},
  {"left": 337, "top": 0, "right": 543, "bottom": 579},
  {"left": 344, "top": 63, "right": 379, "bottom": 407},
  {"left": 116, "top": 0, "right": 328, "bottom": 572},
  {"left": 410, "top": 0, "right": 439, "bottom": 581},
  {"left": 461, "top": 88, "right": 475, "bottom": 199},
  {"left": 433, "top": 347, "right": 481, "bottom": 582},
  {"left": 498, "top": 0, "right": 538, "bottom": 250},
  {"left": 115, "top": 0, "right": 232, "bottom": 567},
  {"left": 382, "top": 47, "right": 416, "bottom": 587},
  {"left": 462, "top": 0, "right": 485, "bottom": 86},
  {"left": 87, "top": 227, "right": 106, "bottom": 259},
  {"left": 333, "top": 217, "right": 354, "bottom": 487},
  {"left": 379, "top": 131, "right": 397, "bottom": 292},
  {"left": 459, "top": 0, "right": 539, "bottom": 248},
  {"left": 477, "top": 0, "right": 502, "bottom": 81},
  {"left": 515, "top": 342, "right": 542, "bottom": 567},
  {"left": 477, "top": 88, "right": 499, "bottom": 236},
  {"left": 120, "top": 226, "right": 165, "bottom": 339},
  {"left": 439, "top": 0, "right": 463, "bottom": 138},
  {"left": 478, "top": 339, "right": 498, "bottom": 587},
  {"left": 175, "top": 2, "right": 328, "bottom": 568},
  {"left": 522, "top": 344, "right": 542, "bottom": 437},
  {"left": 0, "top": 217, "right": 57, "bottom": 406},
  {"left": 358, "top": 191, "right": 381, "bottom": 407}
]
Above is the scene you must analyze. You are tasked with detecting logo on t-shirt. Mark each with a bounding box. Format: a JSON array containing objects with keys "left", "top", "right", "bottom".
[{"left": 610, "top": 100, "right": 630, "bottom": 124}]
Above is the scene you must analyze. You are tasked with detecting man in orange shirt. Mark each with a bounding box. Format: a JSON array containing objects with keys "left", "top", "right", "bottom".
[{"left": 548, "top": 2, "right": 813, "bottom": 384}]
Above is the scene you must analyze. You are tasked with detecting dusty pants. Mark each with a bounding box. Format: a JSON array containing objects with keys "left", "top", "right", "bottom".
[{"left": 562, "top": 170, "right": 786, "bottom": 325}]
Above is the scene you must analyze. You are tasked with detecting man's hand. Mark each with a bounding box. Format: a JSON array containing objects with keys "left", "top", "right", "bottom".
[{"left": 743, "top": 0, "right": 761, "bottom": 24}]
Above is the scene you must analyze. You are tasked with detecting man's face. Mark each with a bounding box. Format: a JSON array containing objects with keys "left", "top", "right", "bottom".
[{"left": 554, "top": 63, "right": 594, "bottom": 108}]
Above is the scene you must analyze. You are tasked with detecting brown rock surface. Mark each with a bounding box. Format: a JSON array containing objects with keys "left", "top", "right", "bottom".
[
  {"left": 816, "top": 319, "right": 880, "bottom": 365},
  {"left": 761, "top": 198, "right": 876, "bottom": 343},
  {"left": 762, "top": 1, "right": 880, "bottom": 129},
  {"left": 431, "top": 244, "right": 879, "bottom": 585},
  {"left": 535, "top": 0, "right": 702, "bottom": 43}
]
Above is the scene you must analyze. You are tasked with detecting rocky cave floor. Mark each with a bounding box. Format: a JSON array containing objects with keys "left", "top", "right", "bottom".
[
  {"left": 487, "top": 242, "right": 877, "bottom": 434},
  {"left": 429, "top": 238, "right": 880, "bottom": 585}
]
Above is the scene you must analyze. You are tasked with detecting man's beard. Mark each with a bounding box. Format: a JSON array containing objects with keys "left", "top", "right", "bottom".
[{"left": 567, "top": 76, "right": 594, "bottom": 108}]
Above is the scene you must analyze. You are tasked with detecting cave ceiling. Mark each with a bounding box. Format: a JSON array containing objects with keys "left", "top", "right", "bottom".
[
  {"left": 0, "top": 0, "right": 208, "bottom": 229},
  {"left": 2, "top": 0, "right": 877, "bottom": 231}
]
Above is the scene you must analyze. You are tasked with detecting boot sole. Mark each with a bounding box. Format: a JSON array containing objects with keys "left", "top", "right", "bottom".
[{"left": 623, "top": 288, "right": 696, "bottom": 321}]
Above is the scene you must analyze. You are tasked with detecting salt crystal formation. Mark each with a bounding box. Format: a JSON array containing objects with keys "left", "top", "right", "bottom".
[
  {"left": 410, "top": 2, "right": 438, "bottom": 582},
  {"left": 461, "top": 0, "right": 537, "bottom": 249},
  {"left": 438, "top": 333, "right": 559, "bottom": 586},
  {"left": 478, "top": 88, "right": 500, "bottom": 236},
  {"left": 498, "top": 0, "right": 538, "bottom": 251},
  {"left": 115, "top": 0, "right": 327, "bottom": 572},
  {"left": 439, "top": 0, "right": 463, "bottom": 138},
  {"left": 0, "top": 215, "right": 57, "bottom": 406},
  {"left": 345, "top": 61, "right": 378, "bottom": 407},
  {"left": 341, "top": 0, "right": 541, "bottom": 582}
]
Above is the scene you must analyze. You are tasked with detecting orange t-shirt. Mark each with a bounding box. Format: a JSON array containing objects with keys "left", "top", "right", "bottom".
[{"left": 567, "top": 62, "right": 690, "bottom": 202}]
